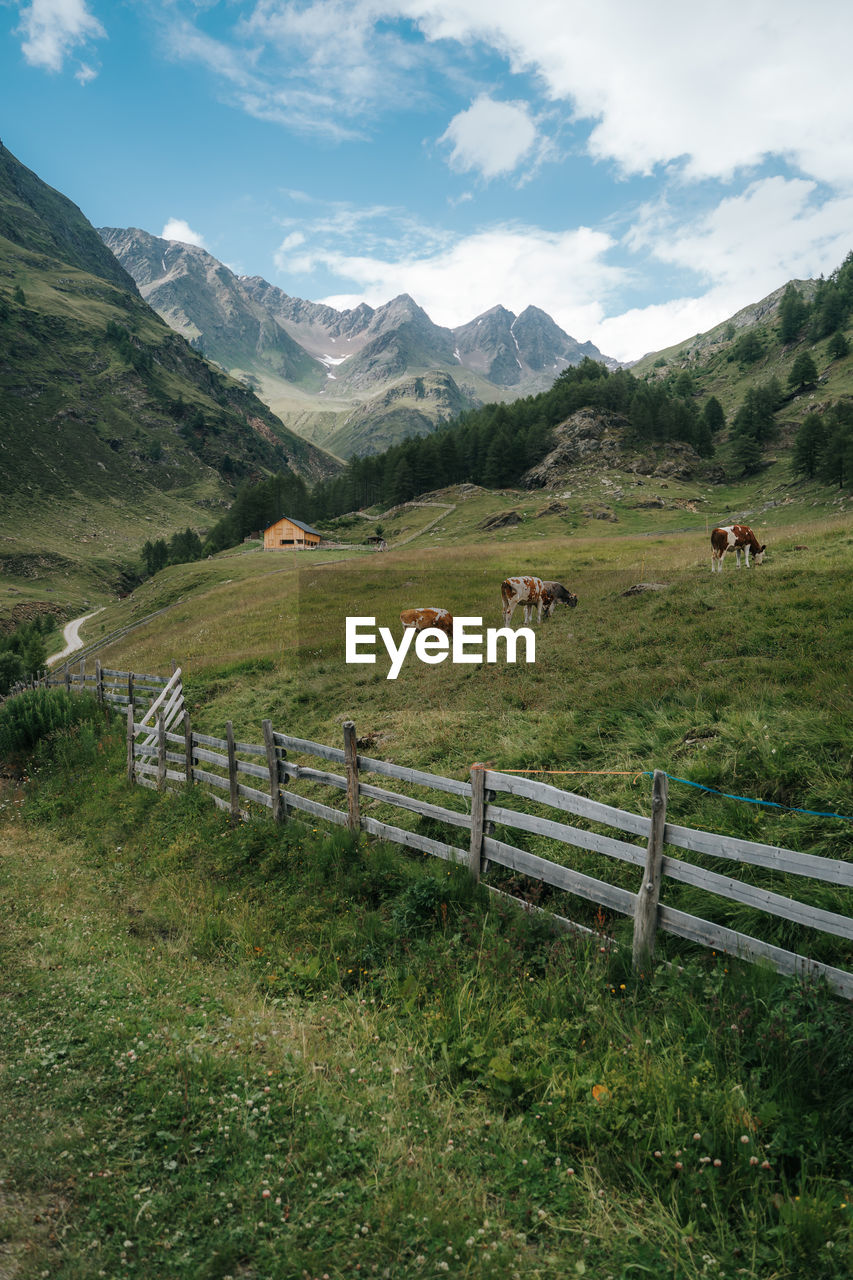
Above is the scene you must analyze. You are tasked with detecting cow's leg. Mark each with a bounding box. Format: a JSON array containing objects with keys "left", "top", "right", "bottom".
[{"left": 743, "top": 545, "right": 751, "bottom": 567}]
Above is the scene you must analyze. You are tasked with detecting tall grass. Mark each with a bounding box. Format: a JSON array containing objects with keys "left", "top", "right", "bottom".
[{"left": 1, "top": 722, "right": 850, "bottom": 1278}]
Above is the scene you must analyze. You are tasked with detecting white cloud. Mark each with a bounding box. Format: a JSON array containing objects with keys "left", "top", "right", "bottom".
[
  {"left": 158, "top": 3, "right": 853, "bottom": 188},
  {"left": 74, "top": 61, "right": 97, "bottom": 85},
  {"left": 591, "top": 177, "right": 853, "bottom": 360},
  {"left": 161, "top": 218, "right": 207, "bottom": 248},
  {"left": 161, "top": 3, "right": 853, "bottom": 187},
  {"left": 400, "top": 0, "right": 853, "bottom": 187},
  {"left": 272, "top": 173, "right": 853, "bottom": 363},
  {"left": 277, "top": 222, "right": 624, "bottom": 338},
  {"left": 16, "top": 0, "right": 105, "bottom": 73},
  {"left": 632, "top": 178, "right": 853, "bottom": 291},
  {"left": 439, "top": 95, "right": 537, "bottom": 178}
]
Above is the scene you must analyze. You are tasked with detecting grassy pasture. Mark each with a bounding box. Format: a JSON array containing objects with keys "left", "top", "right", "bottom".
[
  {"left": 1, "top": 717, "right": 852, "bottom": 1280},
  {"left": 66, "top": 503, "right": 853, "bottom": 975},
  {"left": 2, "top": 492, "right": 852, "bottom": 1278}
]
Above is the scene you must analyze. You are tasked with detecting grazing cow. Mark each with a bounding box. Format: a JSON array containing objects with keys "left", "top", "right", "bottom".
[
  {"left": 500, "top": 575, "right": 578, "bottom": 626},
  {"left": 710, "top": 525, "right": 767, "bottom": 572},
  {"left": 400, "top": 607, "right": 454, "bottom": 635}
]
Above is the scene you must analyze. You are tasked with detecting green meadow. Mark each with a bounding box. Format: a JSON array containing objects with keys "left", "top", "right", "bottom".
[{"left": 2, "top": 482, "right": 851, "bottom": 1279}]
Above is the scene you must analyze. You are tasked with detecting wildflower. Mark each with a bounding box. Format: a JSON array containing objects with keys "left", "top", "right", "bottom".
[
  {"left": 262, "top": 1190, "right": 271, "bottom": 1199},
  {"left": 740, "top": 1135, "right": 750, "bottom": 1144},
  {"left": 750, "top": 1156, "right": 759, "bottom": 1166},
  {"left": 693, "top": 1132, "right": 701, "bottom": 1141},
  {"left": 674, "top": 1162, "right": 683, "bottom": 1171},
  {"left": 761, "top": 1160, "right": 771, "bottom": 1170},
  {"left": 713, "top": 1159, "right": 722, "bottom": 1168}
]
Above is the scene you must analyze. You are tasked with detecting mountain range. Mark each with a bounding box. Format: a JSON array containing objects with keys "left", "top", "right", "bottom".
[
  {"left": 2, "top": 135, "right": 850, "bottom": 618},
  {"left": 99, "top": 226, "right": 611, "bottom": 459}
]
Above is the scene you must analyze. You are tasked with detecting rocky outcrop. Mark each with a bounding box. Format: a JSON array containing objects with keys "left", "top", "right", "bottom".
[
  {"left": 522, "top": 408, "right": 629, "bottom": 487},
  {"left": 478, "top": 509, "right": 522, "bottom": 530},
  {"left": 633, "top": 441, "right": 704, "bottom": 480}
]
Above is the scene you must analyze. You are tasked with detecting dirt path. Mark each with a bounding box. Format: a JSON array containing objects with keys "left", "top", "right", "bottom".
[{"left": 47, "top": 608, "right": 104, "bottom": 666}]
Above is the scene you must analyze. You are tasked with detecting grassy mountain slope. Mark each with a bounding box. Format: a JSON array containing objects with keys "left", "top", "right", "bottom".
[
  {"left": 631, "top": 274, "right": 853, "bottom": 445},
  {"left": 0, "top": 139, "right": 135, "bottom": 292},
  {"left": 0, "top": 143, "right": 341, "bottom": 613}
]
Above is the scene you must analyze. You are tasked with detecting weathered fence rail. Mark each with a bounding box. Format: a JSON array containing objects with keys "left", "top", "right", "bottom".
[
  {"left": 129, "top": 704, "right": 852, "bottom": 999},
  {"left": 15, "top": 660, "right": 853, "bottom": 998}
]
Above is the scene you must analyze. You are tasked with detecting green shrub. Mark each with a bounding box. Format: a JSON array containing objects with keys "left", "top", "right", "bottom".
[{"left": 0, "top": 688, "right": 108, "bottom": 770}]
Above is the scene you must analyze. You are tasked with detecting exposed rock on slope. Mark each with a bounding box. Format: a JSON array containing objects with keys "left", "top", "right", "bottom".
[
  {"left": 522, "top": 408, "right": 709, "bottom": 487},
  {"left": 522, "top": 409, "right": 630, "bottom": 486}
]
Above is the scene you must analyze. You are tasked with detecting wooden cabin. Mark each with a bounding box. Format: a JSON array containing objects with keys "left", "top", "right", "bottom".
[{"left": 263, "top": 516, "right": 322, "bottom": 550}]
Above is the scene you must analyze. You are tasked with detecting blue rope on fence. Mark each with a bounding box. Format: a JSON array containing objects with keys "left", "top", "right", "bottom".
[{"left": 653, "top": 771, "right": 853, "bottom": 823}]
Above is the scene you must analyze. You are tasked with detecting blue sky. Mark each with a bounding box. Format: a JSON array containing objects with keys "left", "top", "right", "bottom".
[{"left": 3, "top": 1, "right": 853, "bottom": 362}]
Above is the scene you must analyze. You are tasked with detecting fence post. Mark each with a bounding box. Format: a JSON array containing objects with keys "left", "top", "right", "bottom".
[
  {"left": 79, "top": 658, "right": 85, "bottom": 690},
  {"left": 469, "top": 763, "right": 486, "bottom": 884},
  {"left": 632, "top": 770, "right": 669, "bottom": 973},
  {"left": 263, "top": 719, "right": 286, "bottom": 823},
  {"left": 157, "top": 711, "right": 167, "bottom": 792},
  {"left": 95, "top": 659, "right": 104, "bottom": 706},
  {"left": 127, "top": 672, "right": 135, "bottom": 725},
  {"left": 64, "top": 667, "right": 71, "bottom": 693},
  {"left": 126, "top": 704, "right": 136, "bottom": 785},
  {"left": 343, "top": 721, "right": 360, "bottom": 833},
  {"left": 183, "top": 710, "right": 193, "bottom": 787},
  {"left": 226, "top": 720, "right": 240, "bottom": 824}
]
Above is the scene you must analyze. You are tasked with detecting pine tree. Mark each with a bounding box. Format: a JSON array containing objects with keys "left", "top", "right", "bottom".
[
  {"left": 827, "top": 330, "right": 850, "bottom": 359},
  {"left": 777, "top": 283, "right": 809, "bottom": 343},
  {"left": 788, "top": 352, "right": 818, "bottom": 392},
  {"left": 702, "top": 396, "right": 725, "bottom": 435},
  {"left": 792, "top": 412, "right": 827, "bottom": 479}
]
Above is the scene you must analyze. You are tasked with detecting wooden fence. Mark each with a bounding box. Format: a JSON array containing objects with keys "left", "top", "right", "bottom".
[
  {"left": 124, "top": 691, "right": 853, "bottom": 1000},
  {"left": 13, "top": 659, "right": 184, "bottom": 730},
  {"left": 12, "top": 659, "right": 852, "bottom": 998}
]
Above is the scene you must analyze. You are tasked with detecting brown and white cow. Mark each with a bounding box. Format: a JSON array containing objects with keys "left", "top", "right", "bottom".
[
  {"left": 500, "top": 575, "right": 578, "bottom": 626},
  {"left": 400, "top": 607, "right": 454, "bottom": 635},
  {"left": 710, "top": 525, "right": 767, "bottom": 572}
]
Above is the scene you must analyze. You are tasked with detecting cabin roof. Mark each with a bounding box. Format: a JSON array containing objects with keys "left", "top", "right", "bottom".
[{"left": 266, "top": 515, "right": 322, "bottom": 538}]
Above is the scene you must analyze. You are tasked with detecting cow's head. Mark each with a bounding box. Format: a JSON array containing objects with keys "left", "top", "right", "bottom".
[
  {"left": 553, "top": 583, "right": 579, "bottom": 608},
  {"left": 754, "top": 545, "right": 767, "bottom": 565}
]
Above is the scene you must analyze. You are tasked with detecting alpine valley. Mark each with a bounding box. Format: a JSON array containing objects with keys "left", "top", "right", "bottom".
[
  {"left": 2, "top": 136, "right": 852, "bottom": 630},
  {"left": 98, "top": 226, "right": 612, "bottom": 460}
]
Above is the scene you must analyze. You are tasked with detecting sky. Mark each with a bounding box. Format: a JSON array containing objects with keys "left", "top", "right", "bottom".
[{"left": 2, "top": 1, "right": 853, "bottom": 363}]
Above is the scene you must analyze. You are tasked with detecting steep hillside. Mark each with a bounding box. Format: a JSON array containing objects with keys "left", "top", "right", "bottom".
[
  {"left": 324, "top": 371, "right": 469, "bottom": 458},
  {"left": 101, "top": 228, "right": 614, "bottom": 457},
  {"left": 629, "top": 262, "right": 853, "bottom": 482},
  {"left": 98, "top": 227, "right": 328, "bottom": 391},
  {"left": 0, "top": 140, "right": 135, "bottom": 292},
  {"left": 0, "top": 143, "right": 340, "bottom": 614},
  {"left": 632, "top": 273, "right": 852, "bottom": 418}
]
